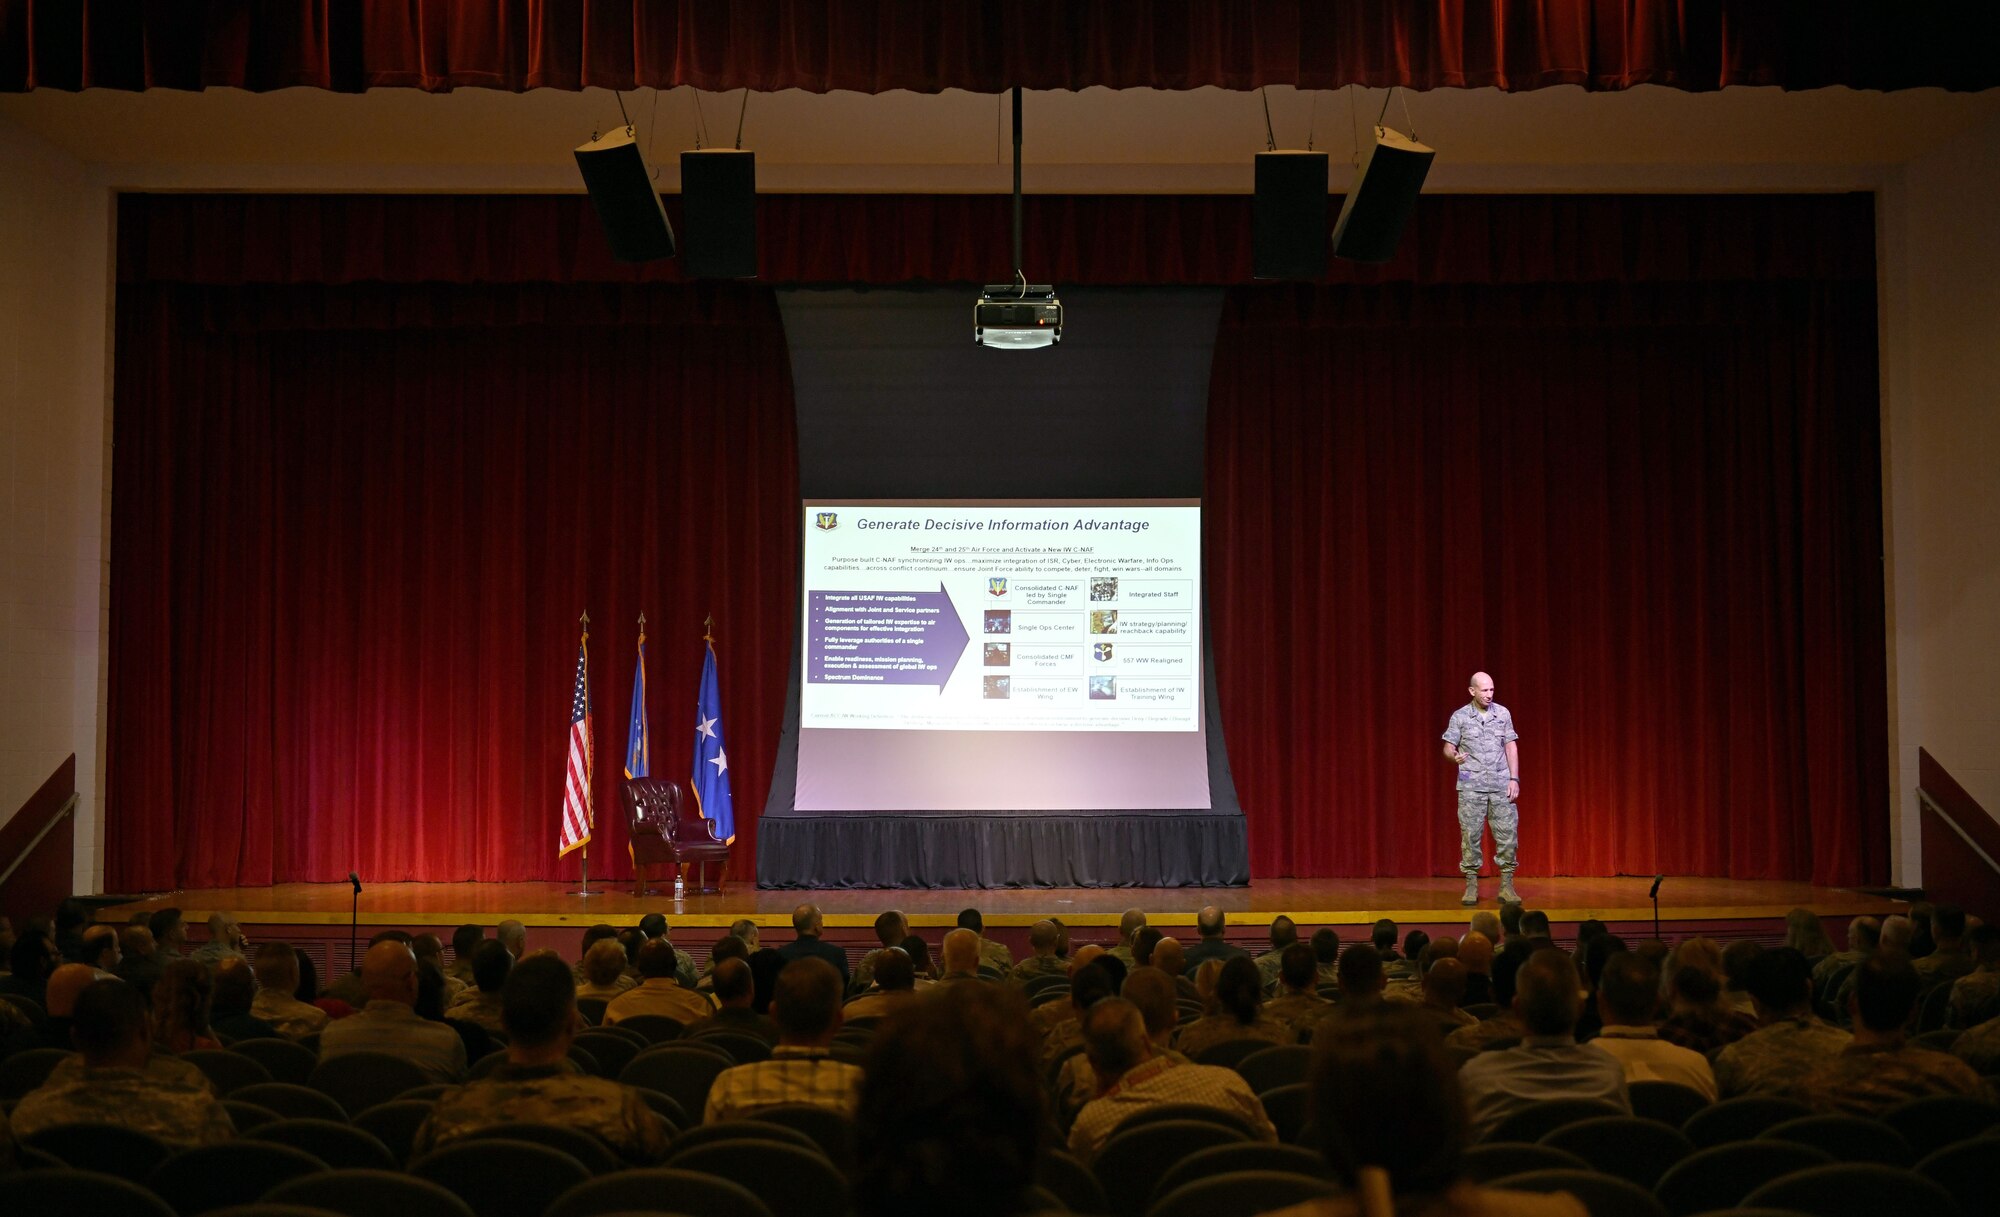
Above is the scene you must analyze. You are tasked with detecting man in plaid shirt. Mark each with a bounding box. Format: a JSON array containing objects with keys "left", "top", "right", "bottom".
[
  {"left": 1067, "top": 997, "right": 1274, "bottom": 1161},
  {"left": 703, "top": 956, "right": 861, "bottom": 1122}
]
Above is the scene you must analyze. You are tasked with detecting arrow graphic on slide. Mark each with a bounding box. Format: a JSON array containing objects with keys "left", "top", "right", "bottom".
[{"left": 808, "top": 583, "right": 970, "bottom": 691}]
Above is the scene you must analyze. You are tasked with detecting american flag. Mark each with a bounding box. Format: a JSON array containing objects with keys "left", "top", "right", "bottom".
[{"left": 559, "top": 630, "right": 593, "bottom": 857}]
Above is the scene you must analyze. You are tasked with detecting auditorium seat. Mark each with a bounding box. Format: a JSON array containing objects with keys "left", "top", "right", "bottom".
[
  {"left": 0, "top": 1167, "right": 178, "bottom": 1217},
  {"left": 1682, "top": 1096, "right": 1812, "bottom": 1148},
  {"left": 569, "top": 1030, "right": 641, "bottom": 1079},
  {"left": 0, "top": 1047, "right": 71, "bottom": 1101},
  {"left": 1234, "top": 1044, "right": 1311, "bottom": 1095},
  {"left": 1482, "top": 1098, "right": 1627, "bottom": 1145},
  {"left": 1490, "top": 1168, "right": 1669, "bottom": 1217},
  {"left": 1022, "top": 974, "right": 1072, "bottom": 1000},
  {"left": 669, "top": 1139, "right": 850, "bottom": 1217},
  {"left": 1258, "top": 1082, "right": 1310, "bottom": 1144},
  {"left": 223, "top": 1098, "right": 284, "bottom": 1131},
  {"left": 1652, "top": 1139, "right": 1833, "bottom": 1217},
  {"left": 1114, "top": 1102, "right": 1269, "bottom": 1142},
  {"left": 632, "top": 1086, "right": 689, "bottom": 1130},
  {"left": 543, "top": 1168, "right": 774, "bottom": 1217},
  {"left": 1630, "top": 1080, "right": 1714, "bottom": 1129},
  {"left": 1915, "top": 1136, "right": 2000, "bottom": 1213},
  {"left": 575, "top": 997, "right": 609, "bottom": 1026},
  {"left": 21, "top": 1121, "right": 174, "bottom": 1182},
  {"left": 183, "top": 1048, "right": 276, "bottom": 1095},
  {"left": 248, "top": 1118, "right": 399, "bottom": 1171},
  {"left": 1145, "top": 1169, "right": 1337, "bottom": 1217},
  {"left": 308, "top": 1052, "right": 433, "bottom": 1118},
  {"left": 1193, "top": 1038, "right": 1280, "bottom": 1070},
  {"left": 265, "top": 1168, "right": 477, "bottom": 1217},
  {"left": 1035, "top": 1147, "right": 1110, "bottom": 1216},
  {"left": 611, "top": 1014, "right": 686, "bottom": 1044},
  {"left": 1759, "top": 1115, "right": 1914, "bottom": 1167},
  {"left": 1093, "top": 1118, "right": 1251, "bottom": 1217},
  {"left": 1880, "top": 1092, "right": 2000, "bottom": 1156},
  {"left": 662, "top": 1120, "right": 821, "bottom": 1162},
  {"left": 1150, "top": 1141, "right": 1328, "bottom": 1207},
  {"left": 394, "top": 1083, "right": 456, "bottom": 1104},
  {"left": 408, "top": 1138, "right": 593, "bottom": 1217},
  {"left": 235, "top": 1082, "right": 351, "bottom": 1124},
  {"left": 1458, "top": 1142, "right": 1589, "bottom": 1183},
  {"left": 618, "top": 1043, "right": 734, "bottom": 1119},
  {"left": 350, "top": 1099, "right": 436, "bottom": 1166},
  {"left": 200, "top": 1206, "right": 357, "bottom": 1217},
  {"left": 684, "top": 1028, "right": 772, "bottom": 1065},
  {"left": 1031, "top": 987, "right": 1074, "bottom": 1008},
  {"left": 230, "top": 1038, "right": 319, "bottom": 1086},
  {"left": 1540, "top": 1116, "right": 1695, "bottom": 1188},
  {"left": 147, "top": 1140, "right": 328, "bottom": 1216},
  {"left": 1743, "top": 1162, "right": 1964, "bottom": 1217},
  {"left": 743, "top": 1103, "right": 856, "bottom": 1171},
  {"left": 466, "top": 1123, "right": 622, "bottom": 1175}
]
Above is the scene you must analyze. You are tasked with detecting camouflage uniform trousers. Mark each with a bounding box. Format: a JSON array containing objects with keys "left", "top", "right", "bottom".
[{"left": 1457, "top": 788, "right": 1518, "bottom": 878}]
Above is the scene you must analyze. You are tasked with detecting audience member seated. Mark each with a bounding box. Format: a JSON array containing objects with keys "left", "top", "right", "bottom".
[
  {"left": 210, "top": 958, "right": 281, "bottom": 1041},
  {"left": 1332, "top": 943, "right": 1389, "bottom": 1019},
  {"left": 605, "top": 937, "right": 717, "bottom": 1026},
  {"left": 1066, "top": 996, "right": 1275, "bottom": 1161},
  {"left": 154, "top": 958, "right": 222, "bottom": 1053},
  {"left": 1106, "top": 908, "right": 1148, "bottom": 966},
  {"left": 1718, "top": 940, "right": 1763, "bottom": 1017},
  {"left": 445, "top": 940, "right": 513, "bottom": 1034},
  {"left": 637, "top": 914, "right": 701, "bottom": 989},
  {"left": 848, "top": 910, "right": 911, "bottom": 995},
  {"left": 1009, "top": 920, "right": 1069, "bottom": 986},
  {"left": 1176, "top": 955, "right": 1293, "bottom": 1058},
  {"left": 1459, "top": 949, "right": 1630, "bottom": 1141},
  {"left": 842, "top": 950, "right": 920, "bottom": 1023},
  {"left": 779, "top": 903, "right": 851, "bottom": 983},
  {"left": 114, "top": 924, "right": 165, "bottom": 999},
  {"left": 897, "top": 934, "right": 937, "bottom": 984},
  {"left": 1712, "top": 946, "right": 1851, "bottom": 1099},
  {"left": 1793, "top": 950, "right": 1992, "bottom": 1115},
  {"left": 1946, "top": 924, "right": 2000, "bottom": 1029},
  {"left": 1457, "top": 933, "right": 1496, "bottom": 1009},
  {"left": 497, "top": 919, "right": 528, "bottom": 961},
  {"left": 854, "top": 981, "right": 1046, "bottom": 1217},
  {"left": 1812, "top": 916, "right": 1879, "bottom": 991},
  {"left": 0, "top": 928, "right": 57, "bottom": 1006},
  {"left": 319, "top": 939, "right": 468, "bottom": 1082},
  {"left": 409, "top": 933, "right": 467, "bottom": 1005},
  {"left": 1055, "top": 965, "right": 1185, "bottom": 1123},
  {"left": 413, "top": 953, "right": 670, "bottom": 1164},
  {"left": 191, "top": 912, "right": 248, "bottom": 968},
  {"left": 937, "top": 927, "right": 987, "bottom": 986},
  {"left": 1588, "top": 952, "right": 1717, "bottom": 1098},
  {"left": 1570, "top": 934, "right": 1626, "bottom": 1041},
  {"left": 695, "top": 933, "right": 751, "bottom": 995},
  {"left": 1263, "top": 1002, "right": 1587, "bottom": 1217},
  {"left": 1913, "top": 904, "right": 1974, "bottom": 987},
  {"left": 447, "top": 924, "right": 484, "bottom": 986},
  {"left": 1183, "top": 905, "right": 1248, "bottom": 975},
  {"left": 150, "top": 907, "right": 191, "bottom": 960},
  {"left": 81, "top": 923, "right": 120, "bottom": 974},
  {"left": 1152, "top": 936, "right": 1199, "bottom": 999},
  {"left": 1784, "top": 908, "right": 1836, "bottom": 967},
  {"left": 576, "top": 939, "right": 636, "bottom": 1005},
  {"left": 1515, "top": 911, "right": 1553, "bottom": 950},
  {"left": 1833, "top": 914, "right": 1911, "bottom": 1015},
  {"left": 1418, "top": 958, "right": 1478, "bottom": 1035},
  {"left": 1657, "top": 963, "right": 1757, "bottom": 1055},
  {"left": 1255, "top": 915, "right": 1300, "bottom": 992},
  {"left": 1498, "top": 900, "right": 1525, "bottom": 942},
  {"left": 952, "top": 907, "right": 1012, "bottom": 975},
  {"left": 324, "top": 929, "right": 413, "bottom": 1007},
  {"left": 1311, "top": 927, "right": 1342, "bottom": 991},
  {"left": 1266, "top": 943, "right": 1335, "bottom": 1037},
  {"left": 2, "top": 962, "right": 96, "bottom": 1055},
  {"left": 704, "top": 956, "right": 863, "bottom": 1122},
  {"left": 415, "top": 958, "right": 495, "bottom": 1063},
  {"left": 12, "top": 978, "right": 235, "bottom": 1148},
  {"left": 1036, "top": 954, "right": 1117, "bottom": 1071},
  {"left": 250, "top": 941, "right": 330, "bottom": 1040},
  {"left": 686, "top": 957, "right": 781, "bottom": 1042}
]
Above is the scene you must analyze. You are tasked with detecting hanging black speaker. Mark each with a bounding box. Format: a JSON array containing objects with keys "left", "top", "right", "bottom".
[
  {"left": 574, "top": 128, "right": 676, "bottom": 263},
  {"left": 1253, "top": 151, "right": 1330, "bottom": 280},
  {"left": 681, "top": 149, "right": 758, "bottom": 280},
  {"left": 1331, "top": 127, "right": 1435, "bottom": 264}
]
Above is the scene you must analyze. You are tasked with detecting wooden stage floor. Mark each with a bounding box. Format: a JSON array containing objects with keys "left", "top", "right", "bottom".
[{"left": 100, "top": 877, "right": 1903, "bottom": 932}]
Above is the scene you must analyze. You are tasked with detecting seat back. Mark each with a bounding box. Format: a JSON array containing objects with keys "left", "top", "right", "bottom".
[
  {"left": 1744, "top": 1161, "right": 1965, "bottom": 1217},
  {"left": 1457, "top": 1141, "right": 1588, "bottom": 1183},
  {"left": 1234, "top": 1044, "right": 1311, "bottom": 1095},
  {"left": 1761, "top": 1114, "right": 1914, "bottom": 1167},
  {"left": 1258, "top": 1082, "right": 1310, "bottom": 1145},
  {"left": 21, "top": 1121, "right": 174, "bottom": 1182},
  {"left": 686, "top": 1028, "right": 773, "bottom": 1065},
  {"left": 250, "top": 1117, "right": 399, "bottom": 1171},
  {"left": 147, "top": 1139, "right": 329, "bottom": 1216},
  {"left": 1146, "top": 1169, "right": 1336, "bottom": 1217},
  {"left": 351, "top": 1099, "right": 438, "bottom": 1166},
  {"left": 610, "top": 1013, "right": 685, "bottom": 1044},
  {"left": 0, "top": 1167, "right": 177, "bottom": 1217},
  {"left": 232, "top": 1081, "right": 351, "bottom": 1123},
  {"left": 181, "top": 1048, "right": 275, "bottom": 1095},
  {"left": 1917, "top": 1135, "right": 2000, "bottom": 1214},
  {"left": 266, "top": 1168, "right": 477, "bottom": 1217},
  {"left": 308, "top": 1051, "right": 434, "bottom": 1117},
  {"left": 409, "top": 1138, "right": 594, "bottom": 1217},
  {"left": 1652, "top": 1139, "right": 1833, "bottom": 1217},
  {"left": 1539, "top": 1115, "right": 1695, "bottom": 1188},
  {"left": 230, "top": 1037, "right": 319, "bottom": 1085},
  {"left": 467, "top": 1122, "right": 623, "bottom": 1174},
  {"left": 1881, "top": 1092, "right": 2000, "bottom": 1156},
  {"left": 1150, "top": 1142, "right": 1327, "bottom": 1208},
  {"left": 544, "top": 1168, "right": 775, "bottom": 1217},
  {"left": 575, "top": 997, "right": 609, "bottom": 1027},
  {"left": 1487, "top": 1167, "right": 1669, "bottom": 1217},
  {"left": 1113, "top": 1102, "right": 1267, "bottom": 1142},
  {"left": 570, "top": 1029, "right": 639, "bottom": 1078},
  {"left": 1094, "top": 1118, "right": 1250, "bottom": 1217},
  {"left": 1193, "top": 1038, "right": 1280, "bottom": 1070},
  {"left": 1035, "top": 1148, "right": 1110, "bottom": 1216},
  {"left": 0, "top": 1046, "right": 72, "bottom": 1100},
  {"left": 668, "top": 1139, "right": 849, "bottom": 1217},
  {"left": 223, "top": 1098, "right": 283, "bottom": 1131},
  {"left": 618, "top": 1043, "right": 734, "bottom": 1118},
  {"left": 1481, "top": 1098, "right": 1627, "bottom": 1145},
  {"left": 1628, "top": 1080, "right": 1712, "bottom": 1128},
  {"left": 1679, "top": 1094, "right": 1812, "bottom": 1147}
]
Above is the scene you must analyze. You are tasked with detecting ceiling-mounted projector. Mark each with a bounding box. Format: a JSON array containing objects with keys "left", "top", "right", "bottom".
[{"left": 975, "top": 284, "right": 1063, "bottom": 349}]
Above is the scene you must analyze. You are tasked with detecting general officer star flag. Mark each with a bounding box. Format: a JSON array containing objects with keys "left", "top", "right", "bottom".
[{"left": 691, "top": 631, "right": 736, "bottom": 844}]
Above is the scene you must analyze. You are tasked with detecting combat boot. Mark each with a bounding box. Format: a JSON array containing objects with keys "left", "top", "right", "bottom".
[
  {"left": 1497, "top": 872, "right": 1519, "bottom": 904},
  {"left": 1461, "top": 876, "right": 1479, "bottom": 906}
]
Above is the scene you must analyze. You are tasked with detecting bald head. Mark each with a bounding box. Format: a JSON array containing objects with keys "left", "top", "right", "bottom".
[
  {"left": 1029, "top": 920, "right": 1059, "bottom": 954},
  {"left": 941, "top": 928, "right": 980, "bottom": 974},
  {"left": 1080, "top": 997, "right": 1151, "bottom": 1084},
  {"left": 497, "top": 920, "right": 527, "bottom": 958},
  {"left": 1459, "top": 931, "right": 1493, "bottom": 974},
  {"left": 1879, "top": 915, "right": 1913, "bottom": 952},
  {"left": 1152, "top": 936, "right": 1186, "bottom": 977},
  {"left": 1119, "top": 908, "right": 1148, "bottom": 944},
  {"left": 360, "top": 939, "right": 420, "bottom": 1005},
  {"left": 1423, "top": 957, "right": 1469, "bottom": 1009},
  {"left": 1068, "top": 944, "right": 1106, "bottom": 977},
  {"left": 45, "top": 962, "right": 100, "bottom": 1018},
  {"left": 206, "top": 912, "right": 238, "bottom": 943},
  {"left": 1469, "top": 672, "right": 1494, "bottom": 709}
]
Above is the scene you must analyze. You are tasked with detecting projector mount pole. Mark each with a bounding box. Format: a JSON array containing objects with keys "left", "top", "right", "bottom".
[{"left": 1012, "top": 86, "right": 1024, "bottom": 297}]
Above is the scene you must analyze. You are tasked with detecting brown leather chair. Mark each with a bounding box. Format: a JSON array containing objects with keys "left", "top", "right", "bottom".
[{"left": 622, "top": 777, "right": 729, "bottom": 896}]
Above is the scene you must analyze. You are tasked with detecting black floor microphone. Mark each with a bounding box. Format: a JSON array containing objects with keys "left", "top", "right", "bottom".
[
  {"left": 348, "top": 872, "right": 363, "bottom": 976},
  {"left": 1649, "top": 874, "right": 1665, "bottom": 941}
]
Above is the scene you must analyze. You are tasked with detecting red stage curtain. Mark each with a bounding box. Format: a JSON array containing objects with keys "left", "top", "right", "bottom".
[
  {"left": 117, "top": 192, "right": 1876, "bottom": 289},
  {"left": 6, "top": 1, "right": 1996, "bottom": 93},
  {"left": 1206, "top": 280, "right": 1888, "bottom": 886},
  {"left": 106, "top": 282, "right": 798, "bottom": 889}
]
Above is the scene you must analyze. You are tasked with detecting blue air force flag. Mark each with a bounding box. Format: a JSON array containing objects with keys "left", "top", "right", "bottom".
[
  {"left": 624, "top": 630, "right": 650, "bottom": 780},
  {"left": 692, "top": 638, "right": 736, "bottom": 844}
]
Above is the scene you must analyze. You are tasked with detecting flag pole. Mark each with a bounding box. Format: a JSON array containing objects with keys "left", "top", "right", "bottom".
[{"left": 567, "top": 610, "right": 597, "bottom": 897}]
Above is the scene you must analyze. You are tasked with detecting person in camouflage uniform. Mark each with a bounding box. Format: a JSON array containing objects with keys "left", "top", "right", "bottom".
[
  {"left": 1712, "top": 947, "right": 1851, "bottom": 1099},
  {"left": 414, "top": 954, "right": 670, "bottom": 1165},
  {"left": 1104, "top": 909, "right": 1147, "bottom": 967},
  {"left": 1947, "top": 924, "right": 2000, "bottom": 1029},
  {"left": 1442, "top": 672, "right": 1522, "bottom": 906},
  {"left": 846, "top": 910, "right": 911, "bottom": 997},
  {"left": 1912, "top": 905, "right": 1975, "bottom": 987},
  {"left": 1263, "top": 944, "right": 1333, "bottom": 1039},
  {"left": 1791, "top": 952, "right": 1991, "bottom": 1116},
  {"left": 1009, "top": 921, "right": 1070, "bottom": 987},
  {"left": 11, "top": 978, "right": 234, "bottom": 1149},
  {"left": 1951, "top": 1009, "right": 2000, "bottom": 1074},
  {"left": 956, "top": 908, "right": 1013, "bottom": 976},
  {"left": 444, "top": 939, "right": 512, "bottom": 1034},
  {"left": 1252, "top": 916, "right": 1299, "bottom": 993}
]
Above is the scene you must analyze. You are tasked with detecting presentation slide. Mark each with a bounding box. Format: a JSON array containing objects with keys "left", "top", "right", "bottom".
[{"left": 795, "top": 500, "right": 1212, "bottom": 812}]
